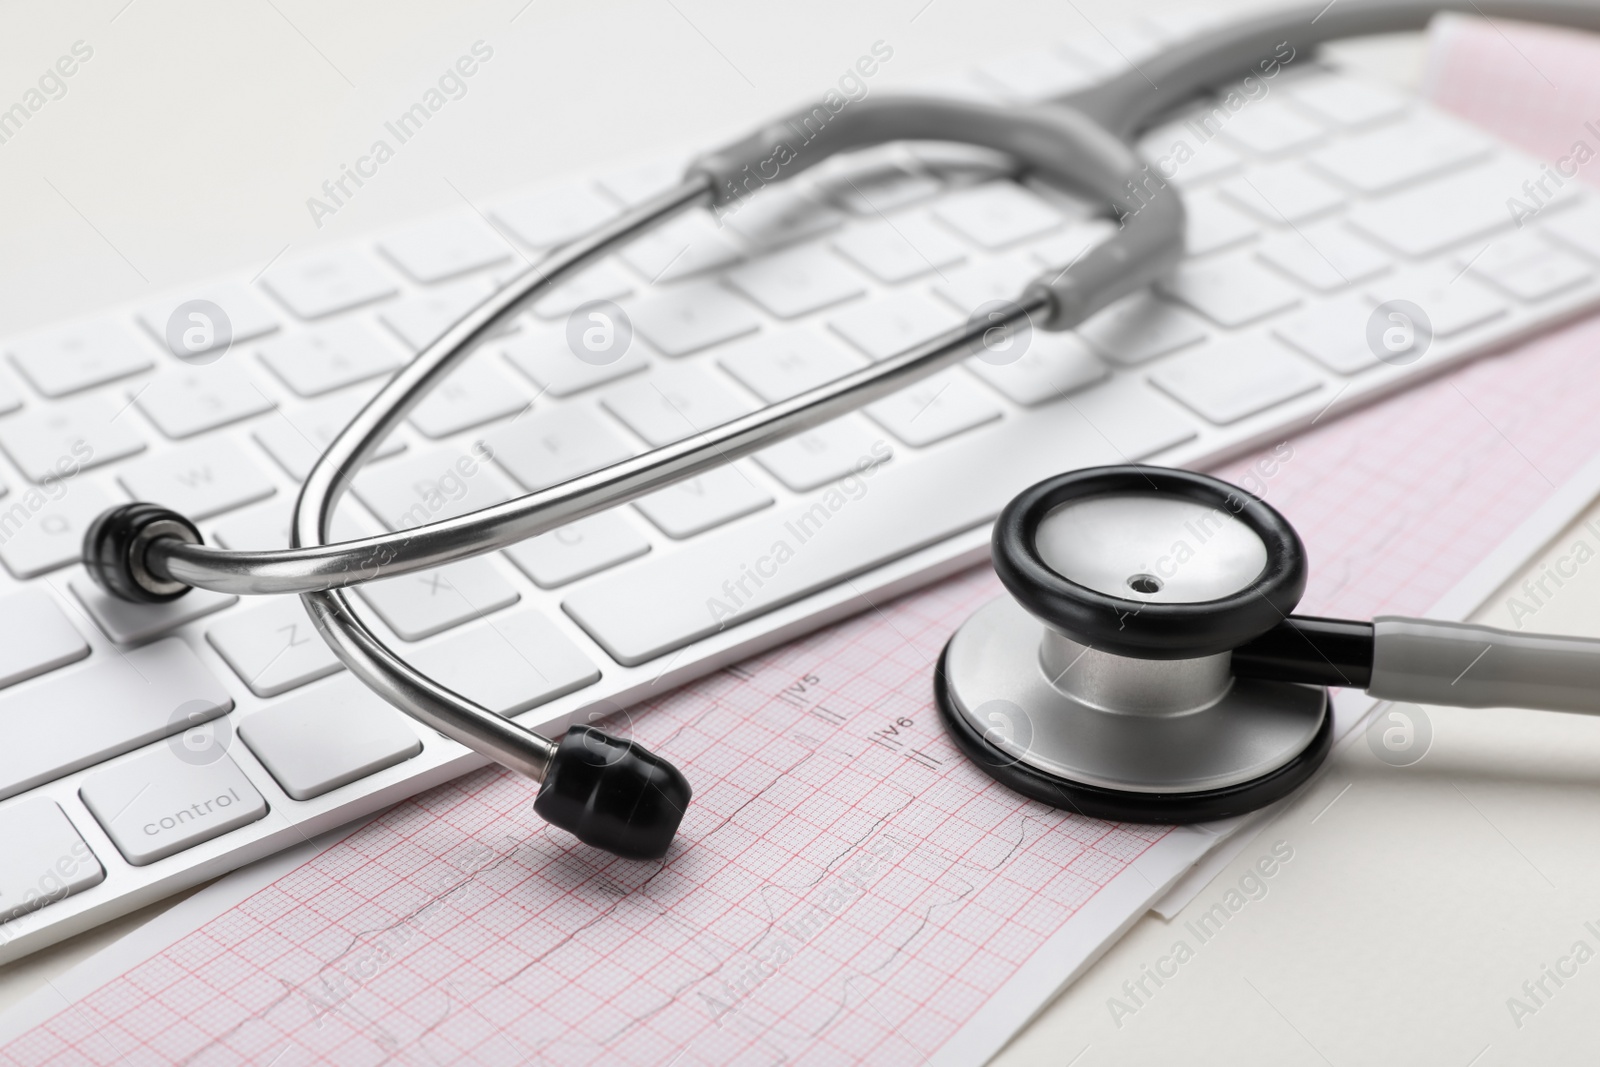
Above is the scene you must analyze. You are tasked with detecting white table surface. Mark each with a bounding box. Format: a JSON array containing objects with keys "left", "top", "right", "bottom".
[{"left": 13, "top": 3, "right": 1589, "bottom": 1064}]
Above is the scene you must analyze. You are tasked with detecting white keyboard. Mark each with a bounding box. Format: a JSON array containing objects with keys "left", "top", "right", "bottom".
[{"left": 3, "top": 38, "right": 1599, "bottom": 963}]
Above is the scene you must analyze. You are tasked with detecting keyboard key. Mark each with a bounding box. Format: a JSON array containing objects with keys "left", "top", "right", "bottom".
[
  {"left": 1466, "top": 234, "right": 1593, "bottom": 301},
  {"left": 1273, "top": 294, "right": 1385, "bottom": 375},
  {"left": 117, "top": 436, "right": 274, "bottom": 521},
  {"left": 502, "top": 328, "right": 649, "bottom": 398},
  {"left": 1308, "top": 115, "right": 1491, "bottom": 195},
  {"left": 717, "top": 329, "right": 868, "bottom": 403},
  {"left": 0, "top": 395, "right": 144, "bottom": 481},
  {"left": 8, "top": 319, "right": 153, "bottom": 397},
  {"left": 1366, "top": 267, "right": 1509, "bottom": 338},
  {"left": 634, "top": 465, "right": 773, "bottom": 538},
  {"left": 137, "top": 283, "right": 278, "bottom": 356},
  {"left": 493, "top": 183, "right": 619, "bottom": 249},
  {"left": 0, "top": 479, "right": 118, "bottom": 579},
  {"left": 207, "top": 596, "right": 343, "bottom": 697},
  {"left": 257, "top": 320, "right": 405, "bottom": 397},
  {"left": 828, "top": 292, "right": 964, "bottom": 361},
  {"left": 1542, "top": 200, "right": 1600, "bottom": 263},
  {"left": 135, "top": 364, "right": 275, "bottom": 439},
  {"left": 1183, "top": 189, "right": 1260, "bottom": 255},
  {"left": 0, "top": 638, "right": 232, "bottom": 801},
  {"left": 1257, "top": 225, "right": 1391, "bottom": 292},
  {"left": 832, "top": 213, "right": 967, "bottom": 283},
  {"left": 601, "top": 365, "right": 756, "bottom": 446},
  {"left": 208, "top": 495, "right": 369, "bottom": 551},
  {"left": 1349, "top": 166, "right": 1552, "bottom": 259},
  {"left": 0, "top": 373, "right": 23, "bottom": 416},
  {"left": 1077, "top": 293, "right": 1208, "bottom": 366},
  {"left": 408, "top": 358, "right": 529, "bottom": 438},
  {"left": 932, "top": 182, "right": 1065, "bottom": 248},
  {"left": 725, "top": 245, "right": 865, "bottom": 319},
  {"left": 530, "top": 260, "right": 635, "bottom": 319},
  {"left": 409, "top": 610, "right": 598, "bottom": 715},
  {"left": 1029, "top": 221, "right": 1118, "bottom": 269},
  {"left": 71, "top": 575, "right": 237, "bottom": 644},
  {"left": 80, "top": 747, "right": 266, "bottom": 866},
  {"left": 504, "top": 511, "right": 651, "bottom": 588},
  {"left": 252, "top": 388, "right": 406, "bottom": 481},
  {"left": 1286, "top": 75, "right": 1408, "bottom": 128},
  {"left": 866, "top": 370, "right": 1002, "bottom": 446},
  {"left": 628, "top": 279, "right": 760, "bottom": 357},
  {"left": 721, "top": 188, "right": 845, "bottom": 249},
  {"left": 261, "top": 251, "right": 396, "bottom": 320},
  {"left": 932, "top": 256, "right": 1042, "bottom": 316},
  {"left": 815, "top": 159, "right": 940, "bottom": 216},
  {"left": 619, "top": 213, "right": 741, "bottom": 284},
  {"left": 1220, "top": 163, "right": 1346, "bottom": 224},
  {"left": 356, "top": 557, "right": 519, "bottom": 640},
  {"left": 1137, "top": 118, "right": 1244, "bottom": 185},
  {"left": 0, "top": 799, "right": 103, "bottom": 920},
  {"left": 596, "top": 157, "right": 686, "bottom": 207},
  {"left": 1150, "top": 335, "right": 1322, "bottom": 424},
  {"left": 754, "top": 416, "right": 892, "bottom": 492},
  {"left": 378, "top": 214, "right": 512, "bottom": 283},
  {"left": 1214, "top": 97, "right": 1324, "bottom": 156},
  {"left": 0, "top": 590, "right": 87, "bottom": 689},
  {"left": 379, "top": 276, "right": 496, "bottom": 352},
  {"left": 1069, "top": 377, "right": 1197, "bottom": 460},
  {"left": 353, "top": 445, "right": 512, "bottom": 530},
  {"left": 1158, "top": 254, "right": 1301, "bottom": 327},
  {"left": 239, "top": 675, "right": 422, "bottom": 801},
  {"left": 482, "top": 406, "right": 634, "bottom": 490},
  {"left": 966, "top": 332, "right": 1106, "bottom": 404}
]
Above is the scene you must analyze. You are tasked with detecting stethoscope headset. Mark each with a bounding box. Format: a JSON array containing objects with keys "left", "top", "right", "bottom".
[{"left": 78, "top": 1, "right": 1600, "bottom": 858}]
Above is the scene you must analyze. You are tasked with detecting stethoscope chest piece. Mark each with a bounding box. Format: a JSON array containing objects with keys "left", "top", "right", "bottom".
[{"left": 936, "top": 466, "right": 1333, "bottom": 823}]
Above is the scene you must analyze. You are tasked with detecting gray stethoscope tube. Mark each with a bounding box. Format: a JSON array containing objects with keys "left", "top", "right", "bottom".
[{"left": 82, "top": 1, "right": 1600, "bottom": 854}]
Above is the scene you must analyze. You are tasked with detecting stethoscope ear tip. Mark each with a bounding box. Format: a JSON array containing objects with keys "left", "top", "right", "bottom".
[
  {"left": 532, "top": 725, "right": 692, "bottom": 861},
  {"left": 83, "top": 502, "right": 202, "bottom": 604}
]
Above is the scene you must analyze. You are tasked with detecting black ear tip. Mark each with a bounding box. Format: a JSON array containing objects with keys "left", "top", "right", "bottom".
[
  {"left": 533, "top": 725, "right": 692, "bottom": 861},
  {"left": 82, "top": 503, "right": 202, "bottom": 603}
]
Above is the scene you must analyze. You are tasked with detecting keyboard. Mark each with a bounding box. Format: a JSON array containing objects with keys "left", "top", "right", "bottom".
[{"left": 4, "top": 28, "right": 1600, "bottom": 963}]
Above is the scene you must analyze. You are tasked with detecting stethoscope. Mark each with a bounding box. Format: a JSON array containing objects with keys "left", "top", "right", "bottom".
[{"left": 77, "top": 1, "right": 1600, "bottom": 859}]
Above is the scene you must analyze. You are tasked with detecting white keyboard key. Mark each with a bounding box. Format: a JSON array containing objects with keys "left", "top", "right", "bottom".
[
  {"left": 0, "top": 373, "right": 22, "bottom": 416},
  {"left": 261, "top": 251, "right": 396, "bottom": 320},
  {"left": 135, "top": 364, "right": 274, "bottom": 438},
  {"left": 0, "top": 638, "right": 232, "bottom": 800},
  {"left": 866, "top": 369, "right": 1002, "bottom": 446},
  {"left": 207, "top": 596, "right": 343, "bottom": 697},
  {"left": 1309, "top": 115, "right": 1492, "bottom": 195},
  {"left": 1137, "top": 119, "right": 1244, "bottom": 185},
  {"left": 0, "top": 395, "right": 144, "bottom": 481},
  {"left": 1182, "top": 189, "right": 1260, "bottom": 255},
  {"left": 1353, "top": 160, "right": 1576, "bottom": 258},
  {"left": 209, "top": 495, "right": 369, "bottom": 551},
  {"left": 1151, "top": 336, "right": 1322, "bottom": 424},
  {"left": 1467, "top": 234, "right": 1593, "bottom": 301},
  {"left": 628, "top": 279, "right": 760, "bottom": 357},
  {"left": 1076, "top": 292, "right": 1207, "bottom": 366},
  {"left": 1220, "top": 163, "right": 1346, "bottom": 224},
  {"left": 137, "top": 283, "right": 278, "bottom": 355},
  {"left": 0, "top": 479, "right": 117, "bottom": 579},
  {"left": 378, "top": 214, "right": 511, "bottom": 283},
  {"left": 118, "top": 437, "right": 275, "bottom": 520},
  {"left": 530, "top": 260, "right": 634, "bottom": 319},
  {"left": 966, "top": 332, "right": 1106, "bottom": 405},
  {"left": 717, "top": 329, "right": 867, "bottom": 403},
  {"left": 829, "top": 292, "right": 964, "bottom": 361},
  {"left": 410, "top": 609, "right": 598, "bottom": 715},
  {"left": 725, "top": 245, "right": 865, "bottom": 319},
  {"left": 483, "top": 406, "right": 635, "bottom": 490},
  {"left": 1070, "top": 377, "right": 1197, "bottom": 460},
  {"left": 502, "top": 328, "right": 649, "bottom": 398},
  {"left": 379, "top": 276, "right": 495, "bottom": 352},
  {"left": 832, "top": 213, "right": 967, "bottom": 283},
  {"left": 634, "top": 464, "right": 772, "bottom": 539},
  {"left": 721, "top": 188, "right": 845, "bottom": 250},
  {"left": 353, "top": 445, "right": 512, "bottom": 530},
  {"left": 815, "top": 160, "right": 940, "bottom": 216},
  {"left": 974, "top": 47, "right": 1097, "bottom": 101},
  {"left": 504, "top": 511, "right": 651, "bottom": 589},
  {"left": 1367, "top": 267, "right": 1509, "bottom": 338},
  {"left": 1030, "top": 221, "right": 1118, "bottom": 270},
  {"left": 257, "top": 320, "right": 405, "bottom": 398},
  {"left": 1214, "top": 97, "right": 1325, "bottom": 156},
  {"left": 932, "top": 256, "right": 1042, "bottom": 316},
  {"left": 1286, "top": 75, "right": 1408, "bottom": 128},
  {"left": 601, "top": 365, "right": 756, "bottom": 446},
  {"left": 8, "top": 319, "right": 153, "bottom": 397},
  {"left": 493, "top": 183, "right": 619, "bottom": 249},
  {"left": 1542, "top": 200, "right": 1600, "bottom": 263},
  {"left": 0, "top": 799, "right": 103, "bottom": 920},
  {"left": 619, "top": 213, "right": 741, "bottom": 284},
  {"left": 754, "top": 416, "right": 892, "bottom": 492},
  {"left": 932, "top": 182, "right": 1064, "bottom": 249},
  {"left": 71, "top": 575, "right": 237, "bottom": 644},
  {"left": 1273, "top": 294, "right": 1386, "bottom": 375},
  {"left": 356, "top": 557, "right": 519, "bottom": 640},
  {"left": 80, "top": 747, "right": 266, "bottom": 866},
  {"left": 596, "top": 158, "right": 686, "bottom": 207},
  {"left": 252, "top": 388, "right": 405, "bottom": 481},
  {"left": 1158, "top": 254, "right": 1301, "bottom": 327},
  {"left": 1257, "top": 225, "right": 1391, "bottom": 292},
  {"left": 408, "top": 357, "right": 528, "bottom": 438},
  {"left": 0, "top": 590, "right": 87, "bottom": 688},
  {"left": 239, "top": 675, "right": 422, "bottom": 800}
]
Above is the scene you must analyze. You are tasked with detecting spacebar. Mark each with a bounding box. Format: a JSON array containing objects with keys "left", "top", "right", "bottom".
[{"left": 563, "top": 414, "right": 1124, "bottom": 665}]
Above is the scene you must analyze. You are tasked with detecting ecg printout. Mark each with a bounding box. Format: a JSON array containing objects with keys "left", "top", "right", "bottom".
[{"left": 10, "top": 14, "right": 1600, "bottom": 1066}]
